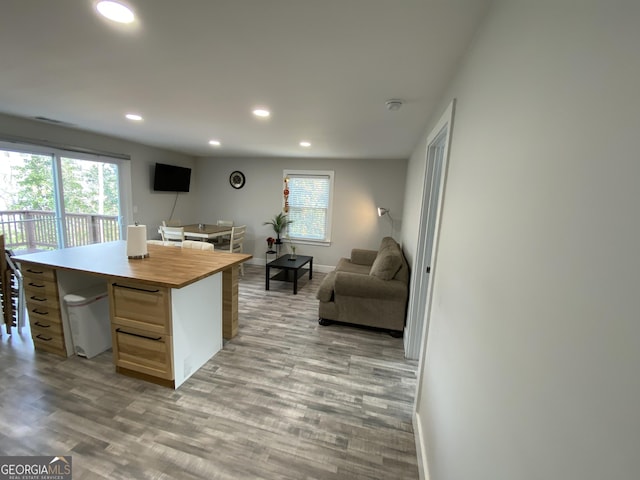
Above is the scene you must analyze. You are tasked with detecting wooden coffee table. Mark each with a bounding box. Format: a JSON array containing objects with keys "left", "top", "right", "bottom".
[{"left": 265, "top": 255, "right": 313, "bottom": 295}]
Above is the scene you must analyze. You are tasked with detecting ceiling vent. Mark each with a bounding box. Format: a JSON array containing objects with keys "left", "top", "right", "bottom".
[{"left": 34, "top": 116, "right": 75, "bottom": 127}]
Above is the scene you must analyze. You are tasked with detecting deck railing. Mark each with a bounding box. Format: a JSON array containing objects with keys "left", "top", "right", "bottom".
[{"left": 0, "top": 210, "right": 121, "bottom": 251}]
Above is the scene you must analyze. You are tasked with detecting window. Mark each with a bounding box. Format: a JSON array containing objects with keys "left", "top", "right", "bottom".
[
  {"left": 284, "top": 170, "right": 334, "bottom": 244},
  {"left": 0, "top": 142, "right": 131, "bottom": 252}
]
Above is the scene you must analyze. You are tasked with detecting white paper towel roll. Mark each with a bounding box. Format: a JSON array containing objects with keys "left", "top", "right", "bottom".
[{"left": 127, "top": 224, "right": 149, "bottom": 259}]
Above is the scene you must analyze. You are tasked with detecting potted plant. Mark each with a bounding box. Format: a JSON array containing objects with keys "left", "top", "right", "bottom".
[
  {"left": 266, "top": 236, "right": 275, "bottom": 248},
  {"left": 266, "top": 236, "right": 276, "bottom": 252},
  {"left": 263, "top": 212, "right": 292, "bottom": 244}
]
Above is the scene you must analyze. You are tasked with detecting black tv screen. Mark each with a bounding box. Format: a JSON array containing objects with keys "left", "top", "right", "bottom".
[{"left": 153, "top": 163, "right": 191, "bottom": 192}]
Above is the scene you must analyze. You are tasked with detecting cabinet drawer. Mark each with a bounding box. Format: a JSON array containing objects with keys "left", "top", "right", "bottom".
[
  {"left": 28, "top": 305, "right": 62, "bottom": 327},
  {"left": 22, "top": 265, "right": 56, "bottom": 282},
  {"left": 25, "top": 291, "right": 60, "bottom": 309},
  {"left": 31, "top": 323, "right": 66, "bottom": 356},
  {"left": 111, "top": 282, "right": 171, "bottom": 334},
  {"left": 24, "top": 277, "right": 58, "bottom": 297},
  {"left": 31, "top": 320, "right": 65, "bottom": 342},
  {"left": 112, "top": 325, "right": 173, "bottom": 380}
]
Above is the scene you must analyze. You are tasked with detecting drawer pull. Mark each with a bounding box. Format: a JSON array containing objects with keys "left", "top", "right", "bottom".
[
  {"left": 116, "top": 328, "right": 162, "bottom": 341},
  {"left": 31, "top": 308, "right": 49, "bottom": 315},
  {"left": 27, "top": 268, "right": 45, "bottom": 274},
  {"left": 36, "top": 334, "right": 52, "bottom": 341},
  {"left": 28, "top": 282, "right": 46, "bottom": 288},
  {"left": 30, "top": 296, "right": 47, "bottom": 302},
  {"left": 34, "top": 322, "right": 50, "bottom": 328},
  {"left": 113, "top": 283, "right": 160, "bottom": 293}
]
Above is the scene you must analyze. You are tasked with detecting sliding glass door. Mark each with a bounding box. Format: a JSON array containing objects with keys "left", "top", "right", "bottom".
[
  {"left": 60, "top": 156, "right": 121, "bottom": 247},
  {"left": 0, "top": 150, "right": 59, "bottom": 250},
  {"left": 0, "top": 145, "right": 127, "bottom": 252}
]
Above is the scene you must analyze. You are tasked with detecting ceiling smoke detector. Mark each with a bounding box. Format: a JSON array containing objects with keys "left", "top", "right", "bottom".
[{"left": 385, "top": 99, "right": 403, "bottom": 111}]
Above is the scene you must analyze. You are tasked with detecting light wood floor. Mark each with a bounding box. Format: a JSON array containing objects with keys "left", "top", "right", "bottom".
[{"left": 0, "top": 264, "right": 418, "bottom": 479}]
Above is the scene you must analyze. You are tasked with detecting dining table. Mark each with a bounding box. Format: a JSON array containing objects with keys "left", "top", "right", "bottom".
[{"left": 180, "top": 224, "right": 232, "bottom": 241}]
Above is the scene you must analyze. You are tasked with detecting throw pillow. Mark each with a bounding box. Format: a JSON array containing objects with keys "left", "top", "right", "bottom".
[{"left": 369, "top": 249, "right": 402, "bottom": 281}]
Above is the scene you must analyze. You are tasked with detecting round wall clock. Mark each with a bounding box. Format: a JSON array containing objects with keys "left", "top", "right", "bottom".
[{"left": 229, "top": 171, "right": 246, "bottom": 189}]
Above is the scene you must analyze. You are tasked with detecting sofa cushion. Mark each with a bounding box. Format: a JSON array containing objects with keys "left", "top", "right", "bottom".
[
  {"left": 369, "top": 246, "right": 402, "bottom": 280},
  {"left": 336, "top": 258, "right": 371, "bottom": 275},
  {"left": 379, "top": 236, "right": 398, "bottom": 251},
  {"left": 335, "top": 272, "right": 406, "bottom": 300},
  {"left": 350, "top": 248, "right": 378, "bottom": 266}
]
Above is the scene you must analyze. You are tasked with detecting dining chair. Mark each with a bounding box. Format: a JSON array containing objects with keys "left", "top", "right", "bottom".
[
  {"left": 182, "top": 240, "right": 214, "bottom": 251},
  {"left": 163, "top": 219, "right": 182, "bottom": 227},
  {"left": 160, "top": 225, "right": 185, "bottom": 243},
  {"left": 220, "top": 225, "right": 246, "bottom": 276},
  {"left": 147, "top": 240, "right": 179, "bottom": 246},
  {"left": 215, "top": 219, "right": 234, "bottom": 245}
]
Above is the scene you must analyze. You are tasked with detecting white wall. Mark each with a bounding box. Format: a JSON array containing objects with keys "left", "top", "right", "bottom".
[
  {"left": 0, "top": 114, "right": 408, "bottom": 267},
  {"left": 404, "top": 2, "right": 640, "bottom": 479},
  {"left": 0, "top": 113, "right": 198, "bottom": 234},
  {"left": 193, "top": 156, "right": 406, "bottom": 268}
]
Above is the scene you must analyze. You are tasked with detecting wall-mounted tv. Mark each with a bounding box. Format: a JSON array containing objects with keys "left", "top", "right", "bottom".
[{"left": 153, "top": 163, "right": 191, "bottom": 192}]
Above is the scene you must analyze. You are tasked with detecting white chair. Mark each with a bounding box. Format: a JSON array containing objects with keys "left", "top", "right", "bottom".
[
  {"left": 215, "top": 220, "right": 234, "bottom": 245},
  {"left": 163, "top": 219, "right": 182, "bottom": 227},
  {"left": 160, "top": 225, "right": 185, "bottom": 243},
  {"left": 220, "top": 225, "right": 246, "bottom": 276},
  {"left": 182, "top": 240, "right": 214, "bottom": 251},
  {"left": 147, "top": 240, "right": 180, "bottom": 247}
]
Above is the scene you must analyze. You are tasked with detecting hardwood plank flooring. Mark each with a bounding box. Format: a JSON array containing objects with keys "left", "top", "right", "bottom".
[{"left": 0, "top": 264, "right": 418, "bottom": 479}]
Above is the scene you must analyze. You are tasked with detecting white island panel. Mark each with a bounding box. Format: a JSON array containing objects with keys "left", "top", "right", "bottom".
[{"left": 171, "top": 272, "right": 222, "bottom": 387}]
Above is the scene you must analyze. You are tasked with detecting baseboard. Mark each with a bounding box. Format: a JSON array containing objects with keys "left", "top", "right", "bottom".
[
  {"left": 413, "top": 411, "right": 430, "bottom": 480},
  {"left": 246, "top": 257, "right": 335, "bottom": 273}
]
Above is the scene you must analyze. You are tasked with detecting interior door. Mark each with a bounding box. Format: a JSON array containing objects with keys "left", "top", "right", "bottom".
[{"left": 404, "top": 101, "right": 455, "bottom": 360}]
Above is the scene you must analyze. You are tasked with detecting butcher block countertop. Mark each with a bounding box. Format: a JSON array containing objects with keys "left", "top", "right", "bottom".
[{"left": 13, "top": 241, "right": 252, "bottom": 289}]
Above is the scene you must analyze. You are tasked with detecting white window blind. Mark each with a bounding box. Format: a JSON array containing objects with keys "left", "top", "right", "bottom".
[{"left": 284, "top": 170, "right": 334, "bottom": 243}]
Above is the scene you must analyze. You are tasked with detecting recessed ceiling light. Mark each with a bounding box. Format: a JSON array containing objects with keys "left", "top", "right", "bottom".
[
  {"left": 299, "top": 141, "right": 311, "bottom": 147},
  {"left": 209, "top": 140, "right": 221, "bottom": 146},
  {"left": 96, "top": 1, "right": 135, "bottom": 24},
  {"left": 252, "top": 108, "right": 270, "bottom": 118},
  {"left": 125, "top": 113, "right": 143, "bottom": 121}
]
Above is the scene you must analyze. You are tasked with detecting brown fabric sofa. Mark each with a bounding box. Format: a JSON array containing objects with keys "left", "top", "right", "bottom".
[{"left": 316, "top": 237, "right": 409, "bottom": 336}]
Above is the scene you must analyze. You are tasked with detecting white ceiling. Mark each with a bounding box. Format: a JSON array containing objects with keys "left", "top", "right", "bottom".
[{"left": 0, "top": 0, "right": 490, "bottom": 159}]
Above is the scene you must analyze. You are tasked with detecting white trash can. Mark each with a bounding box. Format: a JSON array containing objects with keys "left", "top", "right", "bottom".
[{"left": 64, "top": 285, "right": 111, "bottom": 358}]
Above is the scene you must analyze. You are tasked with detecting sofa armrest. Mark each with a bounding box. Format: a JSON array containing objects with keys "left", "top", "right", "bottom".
[
  {"left": 334, "top": 272, "right": 406, "bottom": 300},
  {"left": 316, "top": 271, "right": 336, "bottom": 302},
  {"left": 350, "top": 249, "right": 378, "bottom": 266}
]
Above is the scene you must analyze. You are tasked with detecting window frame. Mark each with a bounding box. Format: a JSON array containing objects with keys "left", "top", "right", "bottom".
[{"left": 283, "top": 169, "right": 334, "bottom": 246}]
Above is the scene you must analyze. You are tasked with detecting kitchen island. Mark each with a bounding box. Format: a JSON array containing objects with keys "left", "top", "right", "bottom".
[{"left": 14, "top": 241, "right": 251, "bottom": 388}]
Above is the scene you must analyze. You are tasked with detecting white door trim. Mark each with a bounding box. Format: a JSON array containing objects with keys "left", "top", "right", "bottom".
[
  {"left": 411, "top": 99, "right": 456, "bottom": 480},
  {"left": 404, "top": 99, "right": 456, "bottom": 360}
]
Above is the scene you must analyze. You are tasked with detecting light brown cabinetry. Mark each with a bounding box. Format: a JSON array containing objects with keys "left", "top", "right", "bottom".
[
  {"left": 109, "top": 281, "right": 173, "bottom": 384},
  {"left": 23, "top": 266, "right": 67, "bottom": 356},
  {"left": 14, "top": 242, "right": 250, "bottom": 389},
  {"left": 223, "top": 266, "right": 239, "bottom": 338}
]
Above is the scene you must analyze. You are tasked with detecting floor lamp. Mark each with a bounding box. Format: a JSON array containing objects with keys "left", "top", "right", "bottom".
[{"left": 377, "top": 207, "right": 394, "bottom": 237}]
